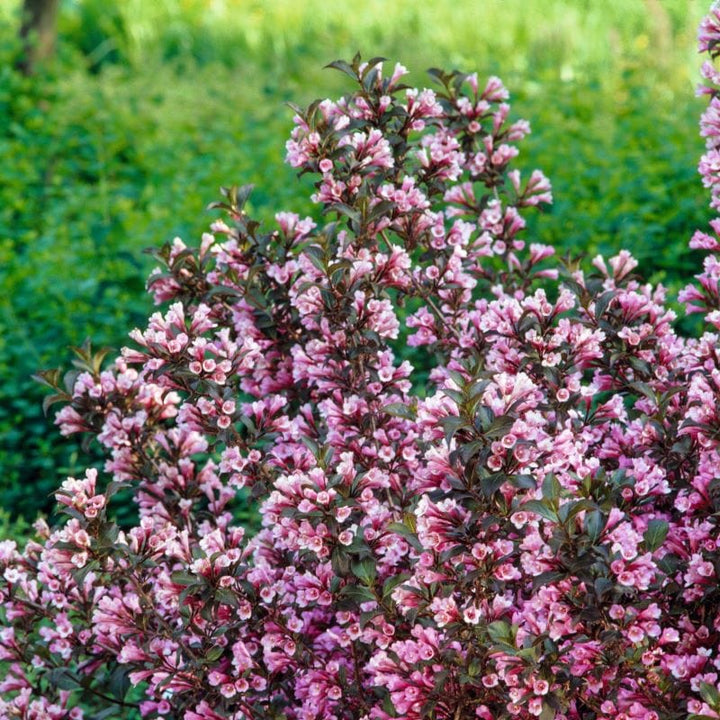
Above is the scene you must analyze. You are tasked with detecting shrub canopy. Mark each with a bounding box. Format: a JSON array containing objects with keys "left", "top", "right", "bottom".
[{"left": 5, "top": 7, "right": 720, "bottom": 719}]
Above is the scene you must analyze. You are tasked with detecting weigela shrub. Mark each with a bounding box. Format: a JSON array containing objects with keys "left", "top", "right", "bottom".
[{"left": 5, "top": 8, "right": 720, "bottom": 718}]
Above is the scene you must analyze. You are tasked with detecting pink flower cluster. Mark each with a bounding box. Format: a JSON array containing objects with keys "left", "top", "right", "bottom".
[{"left": 4, "top": 21, "right": 720, "bottom": 719}]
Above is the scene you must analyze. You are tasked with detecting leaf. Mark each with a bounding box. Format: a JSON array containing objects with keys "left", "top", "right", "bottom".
[
  {"left": 325, "top": 59, "right": 357, "bottom": 80},
  {"left": 480, "top": 472, "right": 507, "bottom": 498},
  {"left": 656, "top": 553, "right": 681, "bottom": 575},
  {"left": 299, "top": 436, "right": 320, "bottom": 457},
  {"left": 72, "top": 559, "right": 100, "bottom": 585},
  {"left": 403, "top": 512, "right": 417, "bottom": 533},
  {"left": 104, "top": 481, "right": 128, "bottom": 502},
  {"left": 89, "top": 346, "right": 114, "bottom": 375},
  {"left": 382, "top": 403, "right": 415, "bottom": 420},
  {"left": 643, "top": 519, "right": 669, "bottom": 552},
  {"left": 593, "top": 290, "right": 615, "bottom": 318},
  {"left": 215, "top": 588, "right": 239, "bottom": 607},
  {"left": 699, "top": 682, "right": 720, "bottom": 708},
  {"left": 204, "top": 646, "right": 225, "bottom": 663},
  {"left": 542, "top": 473, "right": 561, "bottom": 502},
  {"left": 441, "top": 388, "right": 465, "bottom": 406},
  {"left": 47, "top": 668, "right": 81, "bottom": 691},
  {"left": 330, "top": 202, "right": 361, "bottom": 224},
  {"left": 584, "top": 510, "right": 606, "bottom": 542},
  {"left": 467, "top": 378, "right": 491, "bottom": 398},
  {"left": 446, "top": 369, "right": 468, "bottom": 388},
  {"left": 440, "top": 414, "right": 467, "bottom": 443},
  {"left": 427, "top": 67, "right": 449, "bottom": 84},
  {"left": 486, "top": 620, "right": 512, "bottom": 644},
  {"left": 89, "top": 708, "right": 122, "bottom": 720},
  {"left": 627, "top": 356, "right": 652, "bottom": 377},
  {"left": 42, "top": 393, "right": 69, "bottom": 416},
  {"left": 31, "top": 368, "right": 63, "bottom": 390},
  {"left": 171, "top": 571, "right": 199, "bottom": 586},
  {"left": 473, "top": 405, "right": 494, "bottom": 432},
  {"left": 108, "top": 664, "right": 130, "bottom": 700},
  {"left": 303, "top": 245, "right": 327, "bottom": 272},
  {"left": 382, "top": 573, "right": 410, "bottom": 600},
  {"left": 594, "top": 576, "right": 614, "bottom": 599},
  {"left": 523, "top": 500, "right": 558, "bottom": 522},
  {"left": 532, "top": 571, "right": 566, "bottom": 589},
  {"left": 628, "top": 381, "right": 655, "bottom": 401},
  {"left": 512, "top": 473, "right": 537, "bottom": 490},
  {"left": 362, "top": 56, "right": 388, "bottom": 74},
  {"left": 339, "top": 584, "right": 375, "bottom": 603},
  {"left": 457, "top": 439, "right": 485, "bottom": 464},
  {"left": 234, "top": 184, "right": 255, "bottom": 209},
  {"left": 485, "top": 415, "right": 516, "bottom": 438},
  {"left": 351, "top": 559, "right": 377, "bottom": 586},
  {"left": 98, "top": 522, "right": 119, "bottom": 546},
  {"left": 59, "top": 506, "right": 88, "bottom": 523},
  {"left": 558, "top": 499, "right": 596, "bottom": 524}
]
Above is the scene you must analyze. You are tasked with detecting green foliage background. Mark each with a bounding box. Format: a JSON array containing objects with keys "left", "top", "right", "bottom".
[{"left": 0, "top": 0, "right": 712, "bottom": 526}]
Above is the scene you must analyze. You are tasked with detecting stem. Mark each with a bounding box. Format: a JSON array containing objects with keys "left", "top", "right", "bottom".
[
  {"left": 351, "top": 640, "right": 370, "bottom": 713},
  {"left": 83, "top": 685, "right": 140, "bottom": 710}
]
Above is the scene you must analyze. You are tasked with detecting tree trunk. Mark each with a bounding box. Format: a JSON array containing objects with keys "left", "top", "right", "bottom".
[{"left": 17, "top": 0, "right": 61, "bottom": 75}]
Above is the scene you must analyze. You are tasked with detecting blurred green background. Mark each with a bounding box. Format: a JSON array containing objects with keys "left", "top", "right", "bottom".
[{"left": 0, "top": 0, "right": 712, "bottom": 532}]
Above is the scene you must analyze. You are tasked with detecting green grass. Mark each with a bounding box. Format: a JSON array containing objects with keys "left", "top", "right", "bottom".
[{"left": 0, "top": 0, "right": 715, "bottom": 524}]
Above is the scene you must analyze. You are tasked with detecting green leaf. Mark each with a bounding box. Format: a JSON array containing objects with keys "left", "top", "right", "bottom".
[
  {"left": 325, "top": 59, "right": 357, "bottom": 79},
  {"left": 485, "top": 415, "right": 516, "bottom": 438},
  {"left": 303, "top": 245, "right": 326, "bottom": 272},
  {"left": 643, "top": 519, "right": 669, "bottom": 552},
  {"left": 628, "top": 381, "right": 655, "bottom": 401},
  {"left": 486, "top": 620, "right": 511, "bottom": 643},
  {"left": 204, "top": 646, "right": 225, "bottom": 663},
  {"left": 480, "top": 472, "right": 507, "bottom": 498},
  {"left": 108, "top": 664, "right": 131, "bottom": 700},
  {"left": 440, "top": 414, "right": 466, "bottom": 443},
  {"left": 215, "top": 588, "right": 239, "bottom": 607},
  {"left": 339, "top": 584, "right": 375, "bottom": 603},
  {"left": 523, "top": 500, "right": 558, "bottom": 522},
  {"left": 382, "top": 403, "right": 415, "bottom": 420},
  {"left": 542, "top": 473, "right": 561, "bottom": 502},
  {"left": 171, "top": 571, "right": 199, "bottom": 586},
  {"left": 699, "top": 682, "right": 720, "bottom": 708},
  {"left": 299, "top": 435, "right": 320, "bottom": 457},
  {"left": 584, "top": 510, "right": 606, "bottom": 542},
  {"left": 558, "top": 499, "right": 595, "bottom": 523},
  {"left": 331, "top": 202, "right": 361, "bottom": 224},
  {"left": 47, "top": 668, "right": 81, "bottom": 691},
  {"left": 382, "top": 573, "right": 410, "bottom": 600},
  {"left": 351, "top": 558, "right": 377, "bottom": 586},
  {"left": 532, "top": 571, "right": 566, "bottom": 589}
]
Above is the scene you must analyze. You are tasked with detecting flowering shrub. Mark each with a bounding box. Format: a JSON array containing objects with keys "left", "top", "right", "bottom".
[{"left": 5, "top": 7, "right": 720, "bottom": 718}]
